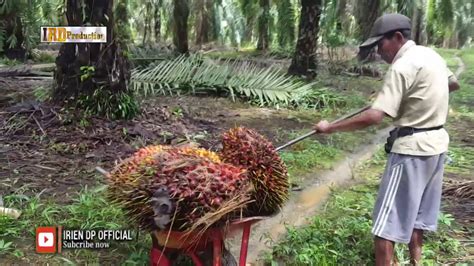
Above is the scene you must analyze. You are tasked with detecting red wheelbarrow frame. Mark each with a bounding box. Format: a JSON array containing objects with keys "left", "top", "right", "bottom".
[{"left": 150, "top": 216, "right": 267, "bottom": 266}]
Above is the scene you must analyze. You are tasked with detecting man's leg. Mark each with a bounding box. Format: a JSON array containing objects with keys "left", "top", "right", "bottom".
[
  {"left": 375, "top": 236, "right": 394, "bottom": 266},
  {"left": 408, "top": 229, "right": 423, "bottom": 265},
  {"left": 372, "top": 154, "right": 430, "bottom": 264},
  {"left": 411, "top": 153, "right": 445, "bottom": 265}
]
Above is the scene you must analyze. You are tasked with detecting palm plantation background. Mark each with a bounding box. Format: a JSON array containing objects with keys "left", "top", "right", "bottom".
[{"left": 1, "top": 0, "right": 472, "bottom": 118}]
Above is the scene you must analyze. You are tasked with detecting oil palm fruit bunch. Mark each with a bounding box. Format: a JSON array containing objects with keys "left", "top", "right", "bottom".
[
  {"left": 108, "top": 145, "right": 166, "bottom": 184},
  {"left": 106, "top": 145, "right": 167, "bottom": 211},
  {"left": 149, "top": 150, "right": 250, "bottom": 230},
  {"left": 106, "top": 145, "right": 250, "bottom": 231},
  {"left": 106, "top": 145, "right": 169, "bottom": 230},
  {"left": 220, "top": 127, "right": 289, "bottom": 215},
  {"left": 108, "top": 145, "right": 219, "bottom": 190},
  {"left": 177, "top": 147, "right": 221, "bottom": 163}
]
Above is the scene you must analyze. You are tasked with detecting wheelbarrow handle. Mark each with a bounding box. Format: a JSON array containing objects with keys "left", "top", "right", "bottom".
[{"left": 275, "top": 105, "right": 371, "bottom": 152}]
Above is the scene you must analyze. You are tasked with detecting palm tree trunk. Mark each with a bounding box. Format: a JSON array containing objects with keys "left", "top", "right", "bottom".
[
  {"left": 53, "top": 0, "right": 131, "bottom": 115},
  {"left": 256, "top": 0, "right": 270, "bottom": 51},
  {"left": 336, "top": 0, "right": 348, "bottom": 32},
  {"left": 287, "top": 0, "right": 322, "bottom": 79},
  {"left": 426, "top": 0, "right": 436, "bottom": 44},
  {"left": 276, "top": 0, "right": 296, "bottom": 48},
  {"left": 173, "top": 0, "right": 189, "bottom": 54},
  {"left": 412, "top": 1, "right": 425, "bottom": 45},
  {"left": 195, "top": 0, "right": 210, "bottom": 46},
  {"left": 355, "top": 0, "right": 381, "bottom": 41},
  {"left": 240, "top": 0, "right": 257, "bottom": 45},
  {"left": 208, "top": 1, "right": 219, "bottom": 42},
  {"left": 0, "top": 11, "right": 25, "bottom": 60},
  {"left": 143, "top": 1, "right": 153, "bottom": 45},
  {"left": 154, "top": 1, "right": 161, "bottom": 42},
  {"left": 116, "top": 0, "right": 131, "bottom": 41}
]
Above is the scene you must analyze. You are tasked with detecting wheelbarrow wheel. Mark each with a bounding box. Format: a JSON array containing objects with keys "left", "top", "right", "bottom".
[
  {"left": 199, "top": 245, "right": 237, "bottom": 266},
  {"left": 222, "top": 248, "right": 237, "bottom": 266},
  {"left": 168, "top": 247, "right": 236, "bottom": 266}
]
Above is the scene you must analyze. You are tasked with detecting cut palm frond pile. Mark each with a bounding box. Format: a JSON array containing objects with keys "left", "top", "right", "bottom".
[
  {"left": 130, "top": 54, "right": 313, "bottom": 106},
  {"left": 443, "top": 180, "right": 474, "bottom": 200}
]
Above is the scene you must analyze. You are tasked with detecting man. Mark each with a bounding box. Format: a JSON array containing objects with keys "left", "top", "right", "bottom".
[{"left": 314, "top": 13, "right": 460, "bottom": 265}]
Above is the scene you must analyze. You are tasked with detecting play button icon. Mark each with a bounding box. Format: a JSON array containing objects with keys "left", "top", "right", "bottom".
[
  {"left": 36, "top": 227, "right": 56, "bottom": 253},
  {"left": 43, "top": 235, "right": 50, "bottom": 244},
  {"left": 38, "top": 232, "right": 54, "bottom": 247}
]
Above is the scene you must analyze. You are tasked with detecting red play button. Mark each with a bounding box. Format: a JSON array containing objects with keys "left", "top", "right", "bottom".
[{"left": 36, "top": 227, "right": 56, "bottom": 253}]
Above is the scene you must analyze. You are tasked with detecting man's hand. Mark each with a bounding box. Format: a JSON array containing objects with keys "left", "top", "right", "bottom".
[
  {"left": 314, "top": 120, "right": 333, "bottom": 134},
  {"left": 448, "top": 79, "right": 460, "bottom": 93},
  {"left": 313, "top": 109, "right": 385, "bottom": 134}
]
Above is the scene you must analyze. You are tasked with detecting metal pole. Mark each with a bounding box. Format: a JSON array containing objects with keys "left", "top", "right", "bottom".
[{"left": 275, "top": 105, "right": 371, "bottom": 151}]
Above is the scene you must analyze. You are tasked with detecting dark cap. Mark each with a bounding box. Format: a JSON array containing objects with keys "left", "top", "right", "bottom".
[{"left": 359, "top": 13, "right": 411, "bottom": 48}]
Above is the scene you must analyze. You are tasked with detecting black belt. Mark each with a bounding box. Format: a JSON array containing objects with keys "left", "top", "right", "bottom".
[
  {"left": 396, "top": 126, "right": 444, "bottom": 137},
  {"left": 385, "top": 126, "right": 444, "bottom": 153}
]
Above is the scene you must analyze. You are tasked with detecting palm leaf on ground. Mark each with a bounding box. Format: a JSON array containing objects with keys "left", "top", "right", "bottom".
[{"left": 130, "top": 54, "right": 314, "bottom": 106}]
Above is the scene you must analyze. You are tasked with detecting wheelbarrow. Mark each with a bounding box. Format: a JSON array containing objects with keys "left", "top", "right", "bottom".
[
  {"left": 149, "top": 216, "right": 268, "bottom": 266},
  {"left": 148, "top": 105, "right": 371, "bottom": 266},
  {"left": 97, "top": 105, "right": 370, "bottom": 265}
]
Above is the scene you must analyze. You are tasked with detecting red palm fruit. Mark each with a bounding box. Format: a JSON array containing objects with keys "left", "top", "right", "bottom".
[
  {"left": 106, "top": 146, "right": 251, "bottom": 231},
  {"left": 220, "top": 127, "right": 289, "bottom": 215},
  {"left": 148, "top": 150, "right": 251, "bottom": 230}
]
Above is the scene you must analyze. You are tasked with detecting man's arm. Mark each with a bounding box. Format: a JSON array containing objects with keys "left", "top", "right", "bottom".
[
  {"left": 314, "top": 108, "right": 386, "bottom": 134},
  {"left": 315, "top": 67, "right": 402, "bottom": 134}
]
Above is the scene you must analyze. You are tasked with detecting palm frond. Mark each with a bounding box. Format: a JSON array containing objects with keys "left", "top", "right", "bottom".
[
  {"left": 131, "top": 54, "right": 315, "bottom": 107},
  {"left": 0, "top": 0, "right": 16, "bottom": 15}
]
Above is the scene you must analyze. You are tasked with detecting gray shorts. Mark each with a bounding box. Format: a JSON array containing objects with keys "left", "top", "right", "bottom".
[{"left": 372, "top": 152, "right": 446, "bottom": 244}]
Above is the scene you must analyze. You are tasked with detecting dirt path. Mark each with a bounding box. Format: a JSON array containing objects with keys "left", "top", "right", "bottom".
[{"left": 227, "top": 127, "right": 391, "bottom": 263}]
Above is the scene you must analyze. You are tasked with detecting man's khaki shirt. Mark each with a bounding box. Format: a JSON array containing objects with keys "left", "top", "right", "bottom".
[{"left": 372, "top": 40, "right": 457, "bottom": 156}]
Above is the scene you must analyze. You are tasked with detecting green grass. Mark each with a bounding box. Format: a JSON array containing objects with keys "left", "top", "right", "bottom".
[
  {"left": 267, "top": 185, "right": 376, "bottom": 265},
  {"left": 280, "top": 137, "right": 342, "bottom": 182},
  {"left": 434, "top": 48, "right": 459, "bottom": 69},
  {"left": 0, "top": 186, "right": 151, "bottom": 264},
  {"left": 278, "top": 121, "right": 378, "bottom": 185},
  {"left": 205, "top": 48, "right": 260, "bottom": 60},
  {"left": 453, "top": 48, "right": 474, "bottom": 113},
  {"left": 32, "top": 51, "right": 56, "bottom": 63},
  {"left": 205, "top": 45, "right": 294, "bottom": 60},
  {"left": 275, "top": 66, "right": 382, "bottom": 184},
  {"left": 446, "top": 145, "right": 474, "bottom": 174},
  {"left": 0, "top": 58, "right": 21, "bottom": 66}
]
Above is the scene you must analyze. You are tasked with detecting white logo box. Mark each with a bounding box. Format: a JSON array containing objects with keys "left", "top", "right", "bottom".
[{"left": 41, "top": 27, "right": 107, "bottom": 43}]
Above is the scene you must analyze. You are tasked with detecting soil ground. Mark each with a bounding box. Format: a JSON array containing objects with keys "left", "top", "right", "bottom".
[{"left": 0, "top": 93, "right": 314, "bottom": 204}]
